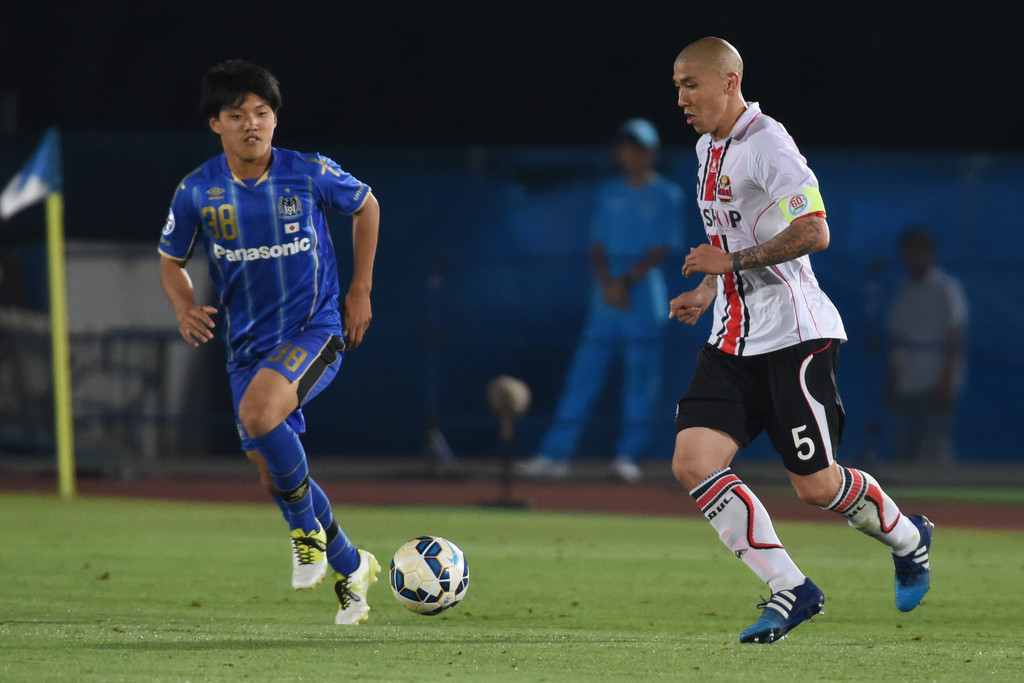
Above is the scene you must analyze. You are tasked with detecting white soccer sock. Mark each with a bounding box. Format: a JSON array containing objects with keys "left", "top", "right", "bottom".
[
  {"left": 824, "top": 467, "right": 919, "bottom": 556},
  {"left": 690, "top": 468, "right": 805, "bottom": 593}
]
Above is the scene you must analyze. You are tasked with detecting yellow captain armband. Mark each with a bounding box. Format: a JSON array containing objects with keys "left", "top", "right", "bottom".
[{"left": 777, "top": 187, "right": 826, "bottom": 223}]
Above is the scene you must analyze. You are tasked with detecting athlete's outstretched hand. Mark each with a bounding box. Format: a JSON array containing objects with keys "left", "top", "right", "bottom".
[
  {"left": 178, "top": 305, "right": 218, "bottom": 347},
  {"left": 343, "top": 289, "right": 372, "bottom": 349}
]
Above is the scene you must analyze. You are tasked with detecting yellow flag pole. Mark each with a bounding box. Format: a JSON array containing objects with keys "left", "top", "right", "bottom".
[{"left": 45, "top": 190, "right": 76, "bottom": 497}]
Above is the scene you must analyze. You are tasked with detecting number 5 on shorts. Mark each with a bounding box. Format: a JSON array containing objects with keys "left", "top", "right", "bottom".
[{"left": 792, "top": 425, "right": 815, "bottom": 460}]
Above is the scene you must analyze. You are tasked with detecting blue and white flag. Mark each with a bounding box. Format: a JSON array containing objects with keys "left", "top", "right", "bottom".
[{"left": 0, "top": 128, "right": 62, "bottom": 221}]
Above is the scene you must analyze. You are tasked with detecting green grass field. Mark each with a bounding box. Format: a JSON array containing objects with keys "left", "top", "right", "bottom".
[{"left": 1, "top": 492, "right": 1021, "bottom": 681}]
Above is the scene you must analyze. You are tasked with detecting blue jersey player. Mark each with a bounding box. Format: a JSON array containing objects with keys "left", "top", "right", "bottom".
[{"left": 158, "top": 60, "right": 381, "bottom": 625}]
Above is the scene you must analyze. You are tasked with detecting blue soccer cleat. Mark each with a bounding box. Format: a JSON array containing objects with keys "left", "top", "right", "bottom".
[
  {"left": 739, "top": 578, "right": 825, "bottom": 644},
  {"left": 893, "top": 514, "right": 933, "bottom": 612}
]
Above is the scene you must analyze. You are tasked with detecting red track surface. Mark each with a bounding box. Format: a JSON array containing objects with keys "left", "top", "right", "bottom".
[{"left": 4, "top": 473, "right": 1021, "bottom": 531}]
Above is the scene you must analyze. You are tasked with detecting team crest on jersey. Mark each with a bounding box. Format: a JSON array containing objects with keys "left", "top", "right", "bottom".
[
  {"left": 788, "top": 193, "right": 809, "bottom": 216},
  {"left": 162, "top": 211, "right": 175, "bottom": 235},
  {"left": 278, "top": 195, "right": 302, "bottom": 218},
  {"left": 206, "top": 187, "right": 226, "bottom": 201},
  {"left": 716, "top": 175, "right": 733, "bottom": 202}
]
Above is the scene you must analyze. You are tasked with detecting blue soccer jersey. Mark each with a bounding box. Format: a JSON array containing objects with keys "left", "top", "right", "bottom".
[{"left": 159, "top": 148, "right": 370, "bottom": 366}]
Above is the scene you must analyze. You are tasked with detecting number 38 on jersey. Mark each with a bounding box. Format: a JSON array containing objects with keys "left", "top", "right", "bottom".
[{"left": 202, "top": 204, "right": 238, "bottom": 240}]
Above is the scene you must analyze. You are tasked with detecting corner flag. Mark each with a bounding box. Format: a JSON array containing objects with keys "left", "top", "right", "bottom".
[
  {"left": 0, "top": 127, "right": 76, "bottom": 497},
  {"left": 1, "top": 128, "right": 63, "bottom": 221}
]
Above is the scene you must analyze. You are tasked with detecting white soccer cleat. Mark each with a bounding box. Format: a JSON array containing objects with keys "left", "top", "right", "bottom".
[
  {"left": 334, "top": 549, "right": 381, "bottom": 625},
  {"left": 290, "top": 523, "right": 328, "bottom": 590}
]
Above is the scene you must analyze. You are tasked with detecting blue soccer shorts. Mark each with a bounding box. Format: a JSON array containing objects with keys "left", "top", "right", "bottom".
[{"left": 228, "top": 329, "right": 345, "bottom": 450}]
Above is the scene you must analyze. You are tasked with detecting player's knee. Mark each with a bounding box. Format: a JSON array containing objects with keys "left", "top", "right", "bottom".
[
  {"left": 237, "top": 402, "right": 279, "bottom": 439},
  {"left": 671, "top": 454, "right": 692, "bottom": 487},
  {"left": 671, "top": 449, "right": 707, "bottom": 489},
  {"left": 672, "top": 429, "right": 735, "bottom": 489}
]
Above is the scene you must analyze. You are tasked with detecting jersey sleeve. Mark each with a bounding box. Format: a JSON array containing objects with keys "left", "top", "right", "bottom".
[
  {"left": 158, "top": 176, "right": 203, "bottom": 261},
  {"left": 748, "top": 130, "right": 827, "bottom": 222},
  {"left": 307, "top": 153, "right": 372, "bottom": 215}
]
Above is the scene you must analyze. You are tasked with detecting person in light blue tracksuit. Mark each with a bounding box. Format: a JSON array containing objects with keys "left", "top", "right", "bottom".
[{"left": 518, "top": 119, "right": 685, "bottom": 482}]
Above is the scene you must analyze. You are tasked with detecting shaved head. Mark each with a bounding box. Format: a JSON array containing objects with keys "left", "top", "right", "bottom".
[
  {"left": 673, "top": 37, "right": 747, "bottom": 141},
  {"left": 676, "top": 37, "right": 743, "bottom": 80}
]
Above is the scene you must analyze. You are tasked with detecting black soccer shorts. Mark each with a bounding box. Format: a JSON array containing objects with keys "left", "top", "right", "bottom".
[{"left": 675, "top": 339, "right": 846, "bottom": 475}]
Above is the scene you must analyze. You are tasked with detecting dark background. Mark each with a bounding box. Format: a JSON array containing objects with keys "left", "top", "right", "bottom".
[
  {"left": 2, "top": 1, "right": 1021, "bottom": 151},
  {"left": 1, "top": 1, "right": 1022, "bottom": 466}
]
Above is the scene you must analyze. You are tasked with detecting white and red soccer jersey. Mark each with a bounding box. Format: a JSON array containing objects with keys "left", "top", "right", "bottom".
[{"left": 693, "top": 102, "right": 846, "bottom": 356}]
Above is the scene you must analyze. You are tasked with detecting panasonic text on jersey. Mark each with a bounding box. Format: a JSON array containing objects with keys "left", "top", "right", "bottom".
[{"left": 212, "top": 237, "right": 313, "bottom": 262}]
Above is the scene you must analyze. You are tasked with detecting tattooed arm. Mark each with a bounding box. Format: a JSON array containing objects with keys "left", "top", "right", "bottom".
[{"left": 681, "top": 214, "right": 830, "bottom": 277}]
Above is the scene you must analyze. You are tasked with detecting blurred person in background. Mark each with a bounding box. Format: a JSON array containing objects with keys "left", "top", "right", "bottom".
[
  {"left": 517, "top": 118, "right": 685, "bottom": 483},
  {"left": 885, "top": 227, "right": 968, "bottom": 463}
]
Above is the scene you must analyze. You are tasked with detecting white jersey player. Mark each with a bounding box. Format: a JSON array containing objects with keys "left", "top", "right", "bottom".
[
  {"left": 692, "top": 101, "right": 845, "bottom": 356},
  {"left": 666, "top": 36, "right": 933, "bottom": 645}
]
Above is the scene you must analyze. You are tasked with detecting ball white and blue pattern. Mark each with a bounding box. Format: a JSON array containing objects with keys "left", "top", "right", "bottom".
[{"left": 389, "top": 536, "right": 470, "bottom": 615}]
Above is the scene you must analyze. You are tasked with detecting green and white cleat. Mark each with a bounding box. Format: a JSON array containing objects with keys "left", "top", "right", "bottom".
[
  {"left": 334, "top": 549, "right": 381, "bottom": 625},
  {"left": 290, "top": 522, "right": 328, "bottom": 590}
]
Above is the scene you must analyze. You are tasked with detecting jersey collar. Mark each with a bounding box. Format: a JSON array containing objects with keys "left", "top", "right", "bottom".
[
  {"left": 727, "top": 102, "right": 762, "bottom": 141},
  {"left": 222, "top": 149, "right": 276, "bottom": 188}
]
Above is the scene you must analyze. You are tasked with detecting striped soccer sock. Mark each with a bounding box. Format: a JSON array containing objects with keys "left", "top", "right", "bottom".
[
  {"left": 690, "top": 468, "right": 806, "bottom": 593},
  {"left": 309, "top": 477, "right": 360, "bottom": 576},
  {"left": 250, "top": 422, "right": 318, "bottom": 533},
  {"left": 824, "top": 467, "right": 919, "bottom": 556}
]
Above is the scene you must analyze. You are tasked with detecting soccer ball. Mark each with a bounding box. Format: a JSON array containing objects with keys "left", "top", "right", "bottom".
[{"left": 389, "top": 536, "right": 470, "bottom": 615}]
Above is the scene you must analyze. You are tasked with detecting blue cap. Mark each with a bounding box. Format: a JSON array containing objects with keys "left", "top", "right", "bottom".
[{"left": 616, "top": 118, "right": 660, "bottom": 149}]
